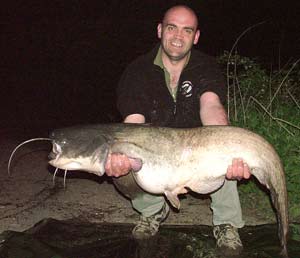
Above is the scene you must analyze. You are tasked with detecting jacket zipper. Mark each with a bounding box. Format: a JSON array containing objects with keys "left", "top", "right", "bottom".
[{"left": 173, "top": 101, "right": 177, "bottom": 115}]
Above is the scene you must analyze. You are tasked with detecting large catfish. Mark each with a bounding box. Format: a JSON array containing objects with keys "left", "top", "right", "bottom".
[{"left": 9, "top": 123, "right": 289, "bottom": 257}]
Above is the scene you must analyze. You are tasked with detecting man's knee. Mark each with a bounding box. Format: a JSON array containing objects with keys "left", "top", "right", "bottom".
[{"left": 112, "top": 172, "right": 145, "bottom": 199}]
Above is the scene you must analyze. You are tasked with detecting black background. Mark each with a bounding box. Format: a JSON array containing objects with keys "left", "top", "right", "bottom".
[{"left": 2, "top": 0, "right": 300, "bottom": 129}]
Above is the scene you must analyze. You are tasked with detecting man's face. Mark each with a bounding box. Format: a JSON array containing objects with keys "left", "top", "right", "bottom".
[{"left": 157, "top": 7, "right": 200, "bottom": 62}]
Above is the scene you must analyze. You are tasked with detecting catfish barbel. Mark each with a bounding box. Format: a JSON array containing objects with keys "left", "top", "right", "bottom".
[{"left": 8, "top": 123, "right": 289, "bottom": 257}]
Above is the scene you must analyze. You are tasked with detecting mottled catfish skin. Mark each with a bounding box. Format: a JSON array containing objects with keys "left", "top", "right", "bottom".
[{"left": 48, "top": 124, "right": 289, "bottom": 257}]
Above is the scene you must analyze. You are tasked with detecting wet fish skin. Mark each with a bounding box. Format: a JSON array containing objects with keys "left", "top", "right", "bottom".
[{"left": 48, "top": 123, "right": 289, "bottom": 257}]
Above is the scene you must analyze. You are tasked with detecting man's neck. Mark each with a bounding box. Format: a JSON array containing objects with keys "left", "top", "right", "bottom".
[{"left": 161, "top": 53, "right": 187, "bottom": 73}]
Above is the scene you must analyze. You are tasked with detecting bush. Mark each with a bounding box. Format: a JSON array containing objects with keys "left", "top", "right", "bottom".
[{"left": 218, "top": 51, "right": 300, "bottom": 221}]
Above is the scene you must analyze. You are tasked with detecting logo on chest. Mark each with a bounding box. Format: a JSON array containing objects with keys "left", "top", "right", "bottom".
[{"left": 180, "top": 81, "right": 193, "bottom": 98}]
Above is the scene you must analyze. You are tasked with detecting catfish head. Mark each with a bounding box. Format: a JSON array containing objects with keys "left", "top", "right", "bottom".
[{"left": 48, "top": 128, "right": 111, "bottom": 176}]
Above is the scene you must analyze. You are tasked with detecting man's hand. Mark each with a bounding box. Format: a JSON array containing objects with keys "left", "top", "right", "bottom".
[
  {"left": 226, "top": 158, "right": 251, "bottom": 180},
  {"left": 105, "top": 153, "right": 131, "bottom": 177},
  {"left": 105, "top": 153, "right": 142, "bottom": 177}
]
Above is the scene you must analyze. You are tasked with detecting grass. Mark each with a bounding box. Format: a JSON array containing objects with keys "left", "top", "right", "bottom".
[{"left": 218, "top": 51, "right": 300, "bottom": 222}]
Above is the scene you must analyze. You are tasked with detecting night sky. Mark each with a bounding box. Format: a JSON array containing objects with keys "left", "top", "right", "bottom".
[{"left": 2, "top": 0, "right": 300, "bottom": 129}]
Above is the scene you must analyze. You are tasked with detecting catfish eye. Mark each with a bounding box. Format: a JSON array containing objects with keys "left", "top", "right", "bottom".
[{"left": 53, "top": 142, "right": 62, "bottom": 154}]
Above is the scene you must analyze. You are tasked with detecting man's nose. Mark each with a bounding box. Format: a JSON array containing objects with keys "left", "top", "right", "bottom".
[{"left": 174, "top": 29, "right": 184, "bottom": 38}]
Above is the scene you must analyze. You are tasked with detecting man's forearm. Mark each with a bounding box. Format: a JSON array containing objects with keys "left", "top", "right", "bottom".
[
  {"left": 124, "top": 114, "right": 145, "bottom": 123},
  {"left": 200, "top": 104, "right": 229, "bottom": 125},
  {"left": 199, "top": 92, "right": 229, "bottom": 126}
]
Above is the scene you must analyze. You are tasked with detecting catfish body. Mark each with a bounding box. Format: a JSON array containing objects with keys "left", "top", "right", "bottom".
[{"left": 48, "top": 124, "right": 289, "bottom": 257}]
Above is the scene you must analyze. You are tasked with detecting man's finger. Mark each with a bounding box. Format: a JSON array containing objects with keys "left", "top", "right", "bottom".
[
  {"left": 129, "top": 158, "right": 143, "bottom": 172},
  {"left": 226, "top": 165, "right": 233, "bottom": 179},
  {"left": 105, "top": 154, "right": 112, "bottom": 176},
  {"left": 231, "top": 158, "right": 239, "bottom": 177},
  {"left": 243, "top": 163, "right": 251, "bottom": 179},
  {"left": 237, "top": 160, "right": 244, "bottom": 178},
  {"left": 111, "top": 153, "right": 131, "bottom": 177}
]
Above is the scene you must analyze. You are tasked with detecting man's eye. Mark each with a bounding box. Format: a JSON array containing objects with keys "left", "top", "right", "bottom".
[
  {"left": 185, "top": 29, "right": 193, "bottom": 34},
  {"left": 167, "top": 26, "right": 175, "bottom": 31}
]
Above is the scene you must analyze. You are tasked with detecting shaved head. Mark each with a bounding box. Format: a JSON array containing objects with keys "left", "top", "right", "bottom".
[{"left": 162, "top": 5, "right": 198, "bottom": 29}]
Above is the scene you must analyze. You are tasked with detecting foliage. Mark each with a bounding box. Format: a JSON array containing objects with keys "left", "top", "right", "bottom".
[
  {"left": 290, "top": 224, "right": 300, "bottom": 241},
  {"left": 218, "top": 51, "right": 300, "bottom": 221}
]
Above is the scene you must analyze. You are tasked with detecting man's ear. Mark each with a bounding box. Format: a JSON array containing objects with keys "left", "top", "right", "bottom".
[
  {"left": 157, "top": 23, "right": 162, "bottom": 39},
  {"left": 193, "top": 29, "right": 200, "bottom": 45}
]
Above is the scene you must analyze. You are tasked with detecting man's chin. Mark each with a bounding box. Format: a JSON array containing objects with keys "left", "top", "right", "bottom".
[
  {"left": 162, "top": 45, "right": 190, "bottom": 61},
  {"left": 168, "top": 53, "right": 187, "bottom": 61}
]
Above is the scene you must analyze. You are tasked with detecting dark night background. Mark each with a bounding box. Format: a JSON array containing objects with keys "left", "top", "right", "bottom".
[{"left": 1, "top": 0, "right": 300, "bottom": 130}]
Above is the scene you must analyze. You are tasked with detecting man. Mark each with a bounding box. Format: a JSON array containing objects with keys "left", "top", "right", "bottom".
[{"left": 105, "top": 5, "right": 251, "bottom": 256}]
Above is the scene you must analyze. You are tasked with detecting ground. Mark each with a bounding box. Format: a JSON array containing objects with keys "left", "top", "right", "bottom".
[{"left": 0, "top": 127, "right": 277, "bottom": 235}]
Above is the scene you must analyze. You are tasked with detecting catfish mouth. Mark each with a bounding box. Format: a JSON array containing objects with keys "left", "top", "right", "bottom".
[
  {"left": 48, "top": 140, "right": 106, "bottom": 176},
  {"left": 48, "top": 141, "right": 81, "bottom": 170},
  {"left": 48, "top": 158, "right": 83, "bottom": 170}
]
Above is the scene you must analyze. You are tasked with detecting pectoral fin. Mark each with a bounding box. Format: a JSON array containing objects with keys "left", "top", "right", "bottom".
[{"left": 164, "top": 191, "right": 181, "bottom": 210}]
